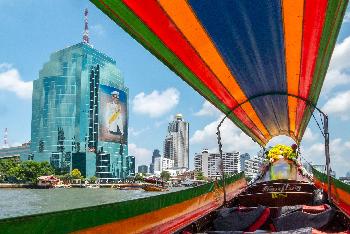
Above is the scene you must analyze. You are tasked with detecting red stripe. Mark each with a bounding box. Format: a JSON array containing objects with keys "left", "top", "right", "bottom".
[
  {"left": 145, "top": 200, "right": 219, "bottom": 234},
  {"left": 122, "top": 0, "right": 265, "bottom": 142},
  {"left": 295, "top": 0, "right": 328, "bottom": 136}
]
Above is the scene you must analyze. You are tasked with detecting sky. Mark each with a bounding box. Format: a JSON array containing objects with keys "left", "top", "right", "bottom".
[{"left": 0, "top": 1, "right": 350, "bottom": 177}]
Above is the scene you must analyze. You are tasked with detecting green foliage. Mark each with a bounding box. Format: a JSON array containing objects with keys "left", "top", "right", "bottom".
[
  {"left": 7, "top": 161, "right": 54, "bottom": 184},
  {"left": 71, "top": 168, "right": 82, "bottom": 179},
  {"left": 195, "top": 171, "right": 205, "bottom": 180},
  {"left": 0, "top": 159, "right": 18, "bottom": 182},
  {"left": 134, "top": 173, "right": 144, "bottom": 181},
  {"left": 58, "top": 173, "right": 72, "bottom": 183},
  {"left": 160, "top": 170, "right": 171, "bottom": 182},
  {"left": 89, "top": 176, "right": 97, "bottom": 183}
]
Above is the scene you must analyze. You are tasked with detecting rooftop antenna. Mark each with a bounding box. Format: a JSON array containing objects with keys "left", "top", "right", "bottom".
[
  {"left": 83, "top": 8, "right": 89, "bottom": 44},
  {"left": 3, "top": 128, "right": 9, "bottom": 148}
]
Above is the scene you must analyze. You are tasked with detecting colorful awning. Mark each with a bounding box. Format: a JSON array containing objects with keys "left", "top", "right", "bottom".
[{"left": 91, "top": 0, "right": 348, "bottom": 146}]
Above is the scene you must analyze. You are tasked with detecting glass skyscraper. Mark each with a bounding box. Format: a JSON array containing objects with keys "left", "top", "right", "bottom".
[{"left": 31, "top": 42, "right": 128, "bottom": 179}]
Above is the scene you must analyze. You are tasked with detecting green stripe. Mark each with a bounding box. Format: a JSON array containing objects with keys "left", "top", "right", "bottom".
[
  {"left": 90, "top": 0, "right": 265, "bottom": 145},
  {"left": 312, "top": 167, "right": 350, "bottom": 194},
  {"left": 298, "top": 0, "right": 348, "bottom": 140},
  {"left": 0, "top": 174, "right": 244, "bottom": 234}
]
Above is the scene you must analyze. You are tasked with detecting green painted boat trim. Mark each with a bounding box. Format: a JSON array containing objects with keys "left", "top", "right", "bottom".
[{"left": 0, "top": 173, "right": 244, "bottom": 234}]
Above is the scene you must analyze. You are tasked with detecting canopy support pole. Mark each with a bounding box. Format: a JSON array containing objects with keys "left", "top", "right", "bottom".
[
  {"left": 217, "top": 124, "right": 227, "bottom": 206},
  {"left": 324, "top": 114, "right": 331, "bottom": 203},
  {"left": 216, "top": 92, "right": 332, "bottom": 205}
]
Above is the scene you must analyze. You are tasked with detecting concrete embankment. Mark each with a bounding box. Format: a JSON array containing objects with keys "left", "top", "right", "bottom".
[{"left": 0, "top": 183, "right": 32, "bottom": 188}]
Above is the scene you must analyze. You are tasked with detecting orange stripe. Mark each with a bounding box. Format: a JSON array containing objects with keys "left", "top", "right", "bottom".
[
  {"left": 314, "top": 179, "right": 350, "bottom": 206},
  {"left": 282, "top": 0, "right": 304, "bottom": 138},
  {"left": 75, "top": 179, "right": 246, "bottom": 234},
  {"left": 158, "top": 0, "right": 270, "bottom": 139}
]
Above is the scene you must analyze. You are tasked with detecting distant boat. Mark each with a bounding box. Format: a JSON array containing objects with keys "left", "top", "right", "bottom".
[{"left": 37, "top": 175, "right": 60, "bottom": 189}]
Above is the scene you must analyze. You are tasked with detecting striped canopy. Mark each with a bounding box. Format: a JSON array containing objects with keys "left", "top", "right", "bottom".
[{"left": 91, "top": 0, "right": 348, "bottom": 146}]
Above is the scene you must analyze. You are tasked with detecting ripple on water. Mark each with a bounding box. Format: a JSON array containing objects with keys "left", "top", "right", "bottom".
[{"left": 0, "top": 187, "right": 186, "bottom": 219}]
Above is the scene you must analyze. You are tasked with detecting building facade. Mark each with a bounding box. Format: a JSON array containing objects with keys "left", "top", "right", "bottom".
[
  {"left": 244, "top": 151, "right": 265, "bottom": 178},
  {"left": 154, "top": 157, "right": 174, "bottom": 173},
  {"left": 138, "top": 165, "right": 148, "bottom": 174},
  {"left": 125, "top": 156, "right": 135, "bottom": 177},
  {"left": 239, "top": 153, "right": 250, "bottom": 172},
  {"left": 194, "top": 149, "right": 240, "bottom": 179},
  {"left": 163, "top": 114, "right": 189, "bottom": 169},
  {"left": 0, "top": 142, "right": 31, "bottom": 161},
  {"left": 149, "top": 149, "right": 161, "bottom": 174},
  {"left": 30, "top": 42, "right": 128, "bottom": 179}
]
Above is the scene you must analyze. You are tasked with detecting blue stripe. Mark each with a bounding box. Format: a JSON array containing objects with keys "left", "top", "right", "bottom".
[{"left": 189, "top": 0, "right": 288, "bottom": 135}]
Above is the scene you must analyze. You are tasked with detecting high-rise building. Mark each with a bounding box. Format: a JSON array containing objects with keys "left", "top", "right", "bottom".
[
  {"left": 154, "top": 157, "right": 174, "bottom": 173},
  {"left": 194, "top": 149, "right": 240, "bottom": 179},
  {"left": 138, "top": 165, "right": 148, "bottom": 174},
  {"left": 149, "top": 149, "right": 161, "bottom": 174},
  {"left": 163, "top": 114, "right": 189, "bottom": 169},
  {"left": 30, "top": 10, "right": 128, "bottom": 179},
  {"left": 244, "top": 151, "right": 265, "bottom": 178},
  {"left": 126, "top": 156, "right": 135, "bottom": 177},
  {"left": 239, "top": 153, "right": 251, "bottom": 172}
]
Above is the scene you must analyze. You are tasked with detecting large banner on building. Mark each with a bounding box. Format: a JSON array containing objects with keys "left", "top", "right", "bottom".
[{"left": 99, "top": 85, "right": 127, "bottom": 144}]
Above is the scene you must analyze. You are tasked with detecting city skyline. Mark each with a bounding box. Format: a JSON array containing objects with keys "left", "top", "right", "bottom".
[{"left": 0, "top": 1, "right": 350, "bottom": 176}]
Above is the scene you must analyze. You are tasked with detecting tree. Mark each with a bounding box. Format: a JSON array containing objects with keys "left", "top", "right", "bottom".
[
  {"left": 195, "top": 171, "right": 205, "bottom": 181},
  {"left": 8, "top": 161, "right": 54, "bottom": 184},
  {"left": 71, "top": 168, "right": 82, "bottom": 179},
  {"left": 58, "top": 173, "right": 72, "bottom": 183},
  {"left": 134, "top": 173, "right": 144, "bottom": 181},
  {"left": 160, "top": 171, "right": 171, "bottom": 182},
  {"left": 0, "top": 159, "right": 18, "bottom": 182},
  {"left": 89, "top": 176, "right": 97, "bottom": 183}
]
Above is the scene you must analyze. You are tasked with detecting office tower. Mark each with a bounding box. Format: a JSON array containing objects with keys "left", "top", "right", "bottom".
[
  {"left": 194, "top": 149, "right": 240, "bottom": 179},
  {"left": 149, "top": 149, "right": 161, "bottom": 174},
  {"left": 138, "top": 165, "right": 148, "bottom": 174},
  {"left": 30, "top": 9, "right": 128, "bottom": 179},
  {"left": 126, "top": 156, "right": 135, "bottom": 177},
  {"left": 163, "top": 114, "right": 189, "bottom": 169}
]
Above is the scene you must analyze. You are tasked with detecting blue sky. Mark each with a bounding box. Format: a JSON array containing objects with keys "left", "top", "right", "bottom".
[{"left": 0, "top": 1, "right": 350, "bottom": 177}]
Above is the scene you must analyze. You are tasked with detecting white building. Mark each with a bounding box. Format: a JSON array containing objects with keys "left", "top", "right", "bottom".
[
  {"left": 163, "top": 114, "right": 189, "bottom": 169},
  {"left": 244, "top": 150, "right": 265, "bottom": 178},
  {"left": 194, "top": 149, "right": 240, "bottom": 179},
  {"left": 154, "top": 157, "right": 174, "bottom": 173}
]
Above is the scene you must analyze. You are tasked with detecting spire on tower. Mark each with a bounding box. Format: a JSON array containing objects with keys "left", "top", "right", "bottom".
[{"left": 83, "top": 8, "right": 89, "bottom": 44}]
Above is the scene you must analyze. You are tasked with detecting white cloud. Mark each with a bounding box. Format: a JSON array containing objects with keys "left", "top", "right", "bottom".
[
  {"left": 302, "top": 138, "right": 350, "bottom": 177},
  {"left": 190, "top": 116, "right": 259, "bottom": 154},
  {"left": 194, "top": 100, "right": 221, "bottom": 117},
  {"left": 128, "top": 143, "right": 152, "bottom": 168},
  {"left": 344, "top": 11, "right": 350, "bottom": 23},
  {"left": 322, "top": 36, "right": 350, "bottom": 95},
  {"left": 90, "top": 24, "right": 105, "bottom": 36},
  {"left": 303, "top": 127, "right": 318, "bottom": 142},
  {"left": 322, "top": 90, "right": 350, "bottom": 120},
  {"left": 0, "top": 64, "right": 32, "bottom": 99},
  {"left": 129, "top": 127, "right": 150, "bottom": 137},
  {"left": 132, "top": 88, "right": 179, "bottom": 118}
]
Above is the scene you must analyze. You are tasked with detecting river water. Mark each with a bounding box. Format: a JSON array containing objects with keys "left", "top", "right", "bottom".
[{"left": 0, "top": 187, "right": 185, "bottom": 219}]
